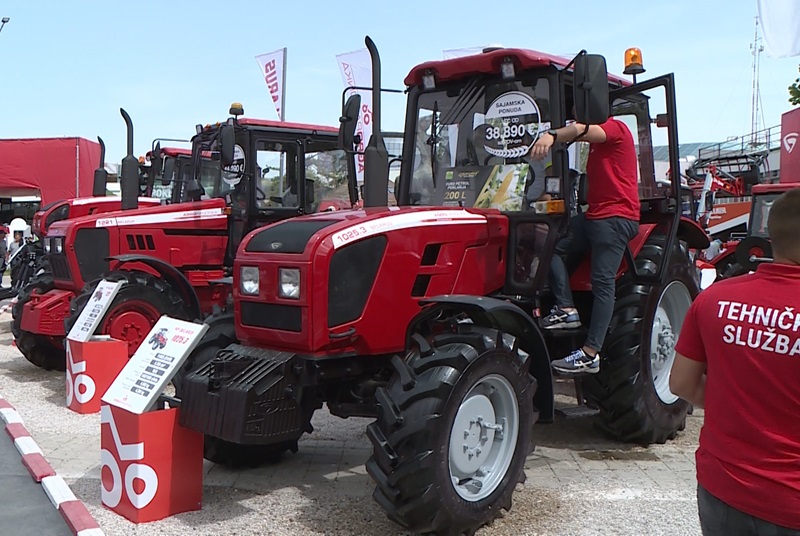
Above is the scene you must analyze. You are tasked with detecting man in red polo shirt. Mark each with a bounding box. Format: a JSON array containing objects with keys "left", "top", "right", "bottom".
[
  {"left": 670, "top": 189, "right": 800, "bottom": 534},
  {"left": 529, "top": 113, "right": 640, "bottom": 374}
]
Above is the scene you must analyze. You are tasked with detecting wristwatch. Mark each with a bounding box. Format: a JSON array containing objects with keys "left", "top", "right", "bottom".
[{"left": 547, "top": 129, "right": 558, "bottom": 141}]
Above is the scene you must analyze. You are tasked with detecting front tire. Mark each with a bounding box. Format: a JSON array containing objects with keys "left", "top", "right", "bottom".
[
  {"left": 582, "top": 236, "right": 698, "bottom": 444},
  {"left": 367, "top": 326, "right": 535, "bottom": 535}
]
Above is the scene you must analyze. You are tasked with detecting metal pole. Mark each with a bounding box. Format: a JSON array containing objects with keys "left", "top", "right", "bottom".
[
  {"left": 281, "top": 47, "right": 287, "bottom": 122},
  {"left": 75, "top": 138, "right": 80, "bottom": 198}
]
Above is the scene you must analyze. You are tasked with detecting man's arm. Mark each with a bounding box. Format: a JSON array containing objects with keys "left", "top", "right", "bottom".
[
  {"left": 529, "top": 123, "right": 608, "bottom": 160},
  {"left": 669, "top": 353, "right": 706, "bottom": 408}
]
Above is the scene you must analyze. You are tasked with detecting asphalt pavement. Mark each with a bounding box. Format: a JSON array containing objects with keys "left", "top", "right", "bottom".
[{"left": 0, "top": 426, "right": 72, "bottom": 536}]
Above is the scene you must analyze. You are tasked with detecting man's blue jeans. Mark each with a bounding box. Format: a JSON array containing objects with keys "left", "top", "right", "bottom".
[{"left": 548, "top": 213, "right": 639, "bottom": 352}]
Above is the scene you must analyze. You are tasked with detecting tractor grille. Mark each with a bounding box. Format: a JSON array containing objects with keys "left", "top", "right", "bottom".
[
  {"left": 74, "top": 228, "right": 109, "bottom": 282},
  {"left": 49, "top": 254, "right": 71, "bottom": 281},
  {"left": 241, "top": 302, "right": 302, "bottom": 332},
  {"left": 328, "top": 235, "right": 386, "bottom": 327}
]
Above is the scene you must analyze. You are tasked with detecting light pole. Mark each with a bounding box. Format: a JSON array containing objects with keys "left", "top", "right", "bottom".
[{"left": 0, "top": 18, "right": 9, "bottom": 34}]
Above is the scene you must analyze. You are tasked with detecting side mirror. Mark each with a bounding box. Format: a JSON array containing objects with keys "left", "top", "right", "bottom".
[
  {"left": 219, "top": 125, "right": 235, "bottom": 166},
  {"left": 161, "top": 158, "right": 175, "bottom": 186},
  {"left": 574, "top": 54, "right": 609, "bottom": 125},
  {"left": 338, "top": 94, "right": 362, "bottom": 152},
  {"left": 151, "top": 141, "right": 163, "bottom": 179}
]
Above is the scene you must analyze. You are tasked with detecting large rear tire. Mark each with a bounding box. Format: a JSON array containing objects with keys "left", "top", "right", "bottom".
[
  {"left": 582, "top": 236, "right": 698, "bottom": 444},
  {"left": 367, "top": 326, "right": 535, "bottom": 535},
  {"left": 64, "top": 271, "right": 191, "bottom": 358},
  {"left": 12, "top": 272, "right": 66, "bottom": 371}
]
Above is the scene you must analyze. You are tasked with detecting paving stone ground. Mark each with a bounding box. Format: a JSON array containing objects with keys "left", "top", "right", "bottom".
[{"left": 0, "top": 309, "right": 705, "bottom": 535}]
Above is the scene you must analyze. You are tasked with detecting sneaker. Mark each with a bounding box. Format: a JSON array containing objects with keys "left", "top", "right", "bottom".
[
  {"left": 541, "top": 306, "right": 582, "bottom": 330},
  {"left": 552, "top": 348, "right": 600, "bottom": 375}
]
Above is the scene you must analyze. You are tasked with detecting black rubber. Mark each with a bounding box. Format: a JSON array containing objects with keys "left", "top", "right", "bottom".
[
  {"left": 11, "top": 272, "right": 65, "bottom": 371},
  {"left": 581, "top": 236, "right": 698, "bottom": 444},
  {"left": 366, "top": 325, "right": 535, "bottom": 536}
]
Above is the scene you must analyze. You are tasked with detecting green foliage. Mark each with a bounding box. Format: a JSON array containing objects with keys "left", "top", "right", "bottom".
[{"left": 790, "top": 66, "right": 800, "bottom": 106}]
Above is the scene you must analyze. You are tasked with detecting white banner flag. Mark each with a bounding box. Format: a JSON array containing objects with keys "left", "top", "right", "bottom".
[
  {"left": 255, "top": 48, "right": 287, "bottom": 120},
  {"left": 336, "top": 48, "right": 373, "bottom": 185},
  {"left": 757, "top": 0, "right": 800, "bottom": 57}
]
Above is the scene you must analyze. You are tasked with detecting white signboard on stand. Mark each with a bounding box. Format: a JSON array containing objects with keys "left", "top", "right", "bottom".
[
  {"left": 66, "top": 279, "right": 124, "bottom": 343},
  {"left": 101, "top": 316, "right": 209, "bottom": 415}
]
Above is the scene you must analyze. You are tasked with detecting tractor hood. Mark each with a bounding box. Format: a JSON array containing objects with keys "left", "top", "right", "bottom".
[
  {"left": 240, "top": 206, "right": 492, "bottom": 257},
  {"left": 46, "top": 197, "right": 228, "bottom": 238}
]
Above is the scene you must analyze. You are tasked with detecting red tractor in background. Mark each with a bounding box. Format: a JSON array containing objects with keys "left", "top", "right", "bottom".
[
  {"left": 13, "top": 104, "right": 355, "bottom": 371},
  {"left": 176, "top": 37, "right": 710, "bottom": 535},
  {"left": 704, "top": 107, "right": 800, "bottom": 279}
]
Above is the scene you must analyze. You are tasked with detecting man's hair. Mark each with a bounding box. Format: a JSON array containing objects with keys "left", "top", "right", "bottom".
[{"left": 767, "top": 188, "right": 800, "bottom": 262}]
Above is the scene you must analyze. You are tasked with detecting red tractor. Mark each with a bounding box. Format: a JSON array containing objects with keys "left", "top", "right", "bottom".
[
  {"left": 704, "top": 107, "right": 800, "bottom": 279},
  {"left": 13, "top": 104, "right": 355, "bottom": 371},
  {"left": 176, "top": 38, "right": 710, "bottom": 534}
]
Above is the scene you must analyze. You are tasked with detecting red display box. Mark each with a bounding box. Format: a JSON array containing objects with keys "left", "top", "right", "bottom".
[
  {"left": 100, "top": 403, "right": 203, "bottom": 523},
  {"left": 66, "top": 338, "right": 128, "bottom": 414}
]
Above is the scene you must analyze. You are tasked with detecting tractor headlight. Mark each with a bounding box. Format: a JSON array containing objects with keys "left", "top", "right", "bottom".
[
  {"left": 278, "top": 268, "right": 300, "bottom": 299},
  {"left": 240, "top": 266, "right": 260, "bottom": 295},
  {"left": 43, "top": 239, "right": 51, "bottom": 253},
  {"left": 53, "top": 237, "right": 63, "bottom": 254}
]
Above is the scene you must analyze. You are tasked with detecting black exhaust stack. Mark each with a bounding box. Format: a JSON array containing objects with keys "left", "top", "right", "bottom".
[
  {"left": 362, "top": 36, "right": 388, "bottom": 207},
  {"left": 92, "top": 136, "right": 108, "bottom": 197},
  {"left": 119, "top": 108, "right": 139, "bottom": 210}
]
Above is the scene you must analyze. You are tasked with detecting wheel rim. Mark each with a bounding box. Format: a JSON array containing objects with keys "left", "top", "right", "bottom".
[
  {"left": 650, "top": 281, "right": 693, "bottom": 404},
  {"left": 448, "top": 373, "right": 519, "bottom": 502},
  {"left": 102, "top": 300, "right": 163, "bottom": 357}
]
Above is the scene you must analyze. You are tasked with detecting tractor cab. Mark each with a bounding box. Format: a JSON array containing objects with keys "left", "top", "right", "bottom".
[{"left": 190, "top": 103, "right": 352, "bottom": 263}]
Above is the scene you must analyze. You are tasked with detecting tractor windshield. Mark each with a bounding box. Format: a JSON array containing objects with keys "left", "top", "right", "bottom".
[
  {"left": 749, "top": 192, "right": 780, "bottom": 238},
  {"left": 407, "top": 77, "right": 556, "bottom": 211}
]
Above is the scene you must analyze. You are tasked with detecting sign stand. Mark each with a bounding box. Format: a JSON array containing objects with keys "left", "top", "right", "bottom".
[
  {"left": 65, "top": 279, "right": 127, "bottom": 414},
  {"left": 100, "top": 315, "right": 208, "bottom": 523}
]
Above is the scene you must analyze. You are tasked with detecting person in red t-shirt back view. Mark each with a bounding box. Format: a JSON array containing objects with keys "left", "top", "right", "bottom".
[
  {"left": 670, "top": 188, "right": 800, "bottom": 535},
  {"left": 529, "top": 111, "right": 640, "bottom": 374}
]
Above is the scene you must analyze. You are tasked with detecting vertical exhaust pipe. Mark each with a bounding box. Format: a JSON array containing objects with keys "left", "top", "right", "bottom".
[
  {"left": 119, "top": 108, "right": 139, "bottom": 210},
  {"left": 92, "top": 136, "right": 108, "bottom": 197},
  {"left": 362, "top": 36, "right": 388, "bottom": 207}
]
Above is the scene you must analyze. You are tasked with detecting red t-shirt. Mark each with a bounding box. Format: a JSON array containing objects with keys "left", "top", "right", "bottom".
[
  {"left": 585, "top": 118, "right": 640, "bottom": 221},
  {"left": 674, "top": 263, "right": 800, "bottom": 529}
]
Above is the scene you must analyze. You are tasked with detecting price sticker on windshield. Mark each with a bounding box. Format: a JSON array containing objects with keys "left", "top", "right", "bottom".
[{"left": 475, "top": 91, "right": 544, "bottom": 159}]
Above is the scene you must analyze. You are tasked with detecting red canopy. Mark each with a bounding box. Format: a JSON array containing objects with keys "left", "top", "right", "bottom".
[{"left": 0, "top": 137, "right": 102, "bottom": 204}]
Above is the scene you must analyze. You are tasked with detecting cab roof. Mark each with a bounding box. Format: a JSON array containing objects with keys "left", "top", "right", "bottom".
[
  {"left": 404, "top": 48, "right": 631, "bottom": 88},
  {"left": 237, "top": 118, "right": 338, "bottom": 135}
]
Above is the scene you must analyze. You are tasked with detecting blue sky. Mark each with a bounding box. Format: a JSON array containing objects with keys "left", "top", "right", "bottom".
[{"left": 0, "top": 0, "right": 797, "bottom": 163}]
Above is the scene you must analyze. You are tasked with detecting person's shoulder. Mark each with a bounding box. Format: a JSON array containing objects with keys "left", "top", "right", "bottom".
[{"left": 598, "top": 118, "right": 631, "bottom": 143}]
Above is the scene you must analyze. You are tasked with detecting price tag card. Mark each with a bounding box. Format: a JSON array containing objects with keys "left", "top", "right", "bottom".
[
  {"left": 66, "top": 279, "right": 124, "bottom": 343},
  {"left": 101, "top": 315, "right": 209, "bottom": 414}
]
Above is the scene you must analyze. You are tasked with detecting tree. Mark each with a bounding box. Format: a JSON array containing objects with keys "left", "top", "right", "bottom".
[{"left": 790, "top": 66, "right": 800, "bottom": 106}]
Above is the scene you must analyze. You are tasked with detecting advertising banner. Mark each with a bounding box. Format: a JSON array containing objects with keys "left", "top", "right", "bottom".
[
  {"left": 255, "top": 48, "right": 287, "bottom": 120},
  {"left": 336, "top": 47, "right": 373, "bottom": 185},
  {"left": 757, "top": 0, "right": 800, "bottom": 57},
  {"left": 780, "top": 107, "right": 800, "bottom": 182}
]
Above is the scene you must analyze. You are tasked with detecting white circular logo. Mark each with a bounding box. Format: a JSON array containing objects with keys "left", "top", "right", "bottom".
[
  {"left": 475, "top": 91, "right": 543, "bottom": 159},
  {"left": 222, "top": 144, "right": 246, "bottom": 186}
]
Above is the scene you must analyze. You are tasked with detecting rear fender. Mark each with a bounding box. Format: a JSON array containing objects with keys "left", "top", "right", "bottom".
[
  {"left": 410, "top": 294, "right": 554, "bottom": 423},
  {"left": 108, "top": 254, "right": 202, "bottom": 319},
  {"left": 677, "top": 216, "right": 711, "bottom": 250}
]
